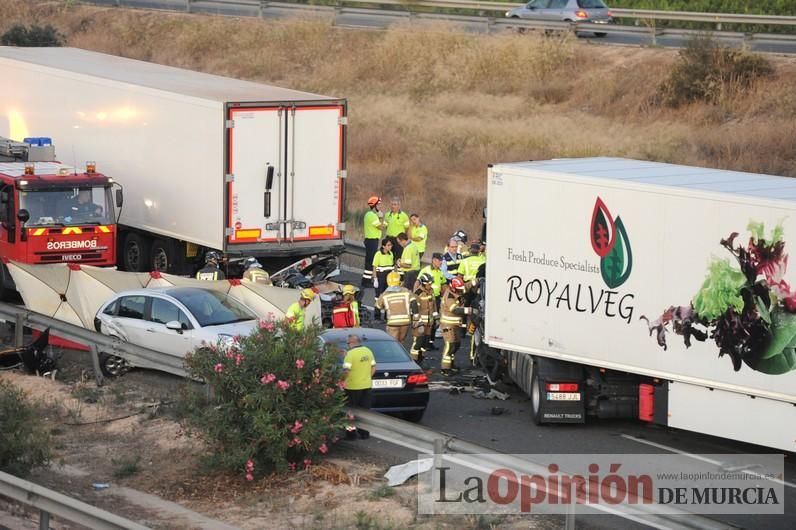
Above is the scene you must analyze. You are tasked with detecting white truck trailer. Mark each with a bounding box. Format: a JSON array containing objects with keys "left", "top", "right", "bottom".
[
  {"left": 481, "top": 157, "right": 796, "bottom": 451},
  {"left": 0, "top": 47, "right": 347, "bottom": 274}
]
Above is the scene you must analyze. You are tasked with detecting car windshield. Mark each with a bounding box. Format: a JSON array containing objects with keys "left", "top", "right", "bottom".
[
  {"left": 329, "top": 338, "right": 411, "bottom": 363},
  {"left": 19, "top": 186, "right": 114, "bottom": 227},
  {"left": 577, "top": 0, "right": 607, "bottom": 8},
  {"left": 169, "top": 289, "right": 257, "bottom": 327}
]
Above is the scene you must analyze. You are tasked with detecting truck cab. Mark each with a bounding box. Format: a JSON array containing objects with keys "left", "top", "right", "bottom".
[{"left": 0, "top": 136, "right": 119, "bottom": 296}]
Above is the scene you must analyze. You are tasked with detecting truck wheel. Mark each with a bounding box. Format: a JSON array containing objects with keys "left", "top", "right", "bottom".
[
  {"left": 150, "top": 239, "right": 173, "bottom": 273},
  {"left": 531, "top": 368, "right": 544, "bottom": 426},
  {"left": 99, "top": 353, "right": 128, "bottom": 378},
  {"left": 122, "top": 233, "right": 150, "bottom": 272}
]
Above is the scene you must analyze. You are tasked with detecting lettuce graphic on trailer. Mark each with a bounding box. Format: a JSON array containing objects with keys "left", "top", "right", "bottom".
[
  {"left": 641, "top": 222, "right": 796, "bottom": 375},
  {"left": 590, "top": 197, "right": 632, "bottom": 288}
]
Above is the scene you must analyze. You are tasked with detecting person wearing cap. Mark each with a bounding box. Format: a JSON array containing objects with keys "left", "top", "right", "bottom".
[
  {"left": 285, "top": 288, "right": 316, "bottom": 332},
  {"left": 241, "top": 257, "right": 271, "bottom": 285},
  {"left": 371, "top": 238, "right": 395, "bottom": 321},
  {"left": 408, "top": 213, "right": 428, "bottom": 260},
  {"left": 410, "top": 273, "right": 436, "bottom": 363},
  {"left": 362, "top": 196, "right": 385, "bottom": 288},
  {"left": 460, "top": 240, "right": 486, "bottom": 283},
  {"left": 384, "top": 197, "right": 410, "bottom": 261},
  {"left": 332, "top": 284, "right": 360, "bottom": 328},
  {"left": 397, "top": 232, "right": 421, "bottom": 290}
]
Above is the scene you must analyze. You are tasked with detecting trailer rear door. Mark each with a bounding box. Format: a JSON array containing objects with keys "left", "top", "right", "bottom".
[{"left": 226, "top": 103, "right": 345, "bottom": 246}]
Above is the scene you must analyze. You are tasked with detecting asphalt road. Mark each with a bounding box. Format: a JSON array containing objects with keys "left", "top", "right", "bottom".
[
  {"left": 86, "top": 0, "right": 796, "bottom": 55},
  {"left": 335, "top": 268, "right": 795, "bottom": 530}
]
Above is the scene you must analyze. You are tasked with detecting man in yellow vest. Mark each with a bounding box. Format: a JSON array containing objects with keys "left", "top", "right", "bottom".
[
  {"left": 397, "top": 232, "right": 421, "bottom": 290},
  {"left": 362, "top": 196, "right": 384, "bottom": 287},
  {"left": 459, "top": 240, "right": 486, "bottom": 283},
  {"left": 384, "top": 197, "right": 410, "bottom": 261},
  {"left": 285, "top": 288, "right": 316, "bottom": 332},
  {"left": 241, "top": 257, "right": 271, "bottom": 285},
  {"left": 371, "top": 238, "right": 394, "bottom": 321},
  {"left": 375, "top": 271, "right": 417, "bottom": 342},
  {"left": 408, "top": 213, "right": 428, "bottom": 260}
]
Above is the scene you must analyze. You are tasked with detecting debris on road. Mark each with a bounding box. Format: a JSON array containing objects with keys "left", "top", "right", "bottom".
[{"left": 384, "top": 458, "right": 433, "bottom": 486}]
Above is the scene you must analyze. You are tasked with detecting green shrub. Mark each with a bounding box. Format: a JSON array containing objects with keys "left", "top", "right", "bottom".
[
  {"left": 658, "top": 35, "right": 773, "bottom": 107},
  {"left": 1, "top": 24, "right": 64, "bottom": 47},
  {"left": 0, "top": 380, "right": 51, "bottom": 477},
  {"left": 180, "top": 316, "right": 348, "bottom": 479}
]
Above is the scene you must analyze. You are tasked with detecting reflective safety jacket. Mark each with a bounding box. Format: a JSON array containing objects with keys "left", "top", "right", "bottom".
[
  {"left": 285, "top": 302, "right": 305, "bottom": 331},
  {"left": 410, "top": 224, "right": 428, "bottom": 254},
  {"left": 399, "top": 241, "right": 421, "bottom": 272},
  {"left": 418, "top": 265, "right": 445, "bottom": 298},
  {"left": 460, "top": 253, "right": 486, "bottom": 283},
  {"left": 242, "top": 268, "right": 271, "bottom": 285},
  {"left": 440, "top": 289, "right": 467, "bottom": 328},
  {"left": 385, "top": 210, "right": 410, "bottom": 238},
  {"left": 413, "top": 287, "right": 435, "bottom": 325},
  {"left": 332, "top": 300, "right": 360, "bottom": 328},
  {"left": 363, "top": 209, "right": 383, "bottom": 240},
  {"left": 376, "top": 287, "right": 417, "bottom": 327},
  {"left": 196, "top": 266, "right": 225, "bottom": 281},
  {"left": 372, "top": 251, "right": 394, "bottom": 273}
]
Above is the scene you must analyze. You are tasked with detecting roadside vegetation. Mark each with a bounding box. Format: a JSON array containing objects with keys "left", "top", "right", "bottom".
[
  {"left": 3, "top": 0, "right": 795, "bottom": 247},
  {"left": 0, "top": 380, "right": 51, "bottom": 477}
]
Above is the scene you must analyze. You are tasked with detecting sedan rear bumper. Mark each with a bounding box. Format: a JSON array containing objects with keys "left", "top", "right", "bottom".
[{"left": 371, "top": 387, "right": 429, "bottom": 412}]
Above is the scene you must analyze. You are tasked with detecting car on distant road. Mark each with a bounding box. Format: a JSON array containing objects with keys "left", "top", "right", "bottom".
[
  {"left": 506, "top": 0, "right": 613, "bottom": 36},
  {"left": 320, "top": 328, "right": 430, "bottom": 422},
  {"left": 94, "top": 287, "right": 259, "bottom": 377}
]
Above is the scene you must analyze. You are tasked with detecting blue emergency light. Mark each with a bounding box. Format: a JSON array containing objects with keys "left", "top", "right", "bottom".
[{"left": 23, "top": 137, "right": 53, "bottom": 146}]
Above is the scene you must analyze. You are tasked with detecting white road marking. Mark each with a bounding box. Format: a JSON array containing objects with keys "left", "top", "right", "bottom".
[{"left": 620, "top": 433, "right": 796, "bottom": 489}]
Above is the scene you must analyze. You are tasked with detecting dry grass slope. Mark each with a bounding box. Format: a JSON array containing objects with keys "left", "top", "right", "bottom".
[{"left": 3, "top": 1, "right": 796, "bottom": 246}]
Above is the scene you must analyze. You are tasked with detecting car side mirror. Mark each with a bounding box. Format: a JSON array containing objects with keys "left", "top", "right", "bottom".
[
  {"left": 166, "top": 320, "right": 183, "bottom": 333},
  {"left": 115, "top": 188, "right": 124, "bottom": 208},
  {"left": 17, "top": 209, "right": 30, "bottom": 224}
]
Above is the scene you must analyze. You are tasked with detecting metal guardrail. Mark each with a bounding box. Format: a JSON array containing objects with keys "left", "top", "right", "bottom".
[
  {"left": 0, "top": 303, "right": 187, "bottom": 383},
  {"left": 353, "top": 409, "right": 735, "bottom": 530},
  {"left": 0, "top": 471, "right": 150, "bottom": 530}
]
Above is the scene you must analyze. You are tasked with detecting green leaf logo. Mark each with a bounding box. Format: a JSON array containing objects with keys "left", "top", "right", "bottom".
[{"left": 600, "top": 216, "right": 633, "bottom": 288}]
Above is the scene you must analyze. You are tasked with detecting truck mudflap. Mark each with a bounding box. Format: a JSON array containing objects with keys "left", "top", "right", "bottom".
[{"left": 530, "top": 357, "right": 585, "bottom": 425}]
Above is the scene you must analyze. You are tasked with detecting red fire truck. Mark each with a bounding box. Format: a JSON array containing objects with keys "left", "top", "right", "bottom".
[{"left": 0, "top": 136, "right": 120, "bottom": 298}]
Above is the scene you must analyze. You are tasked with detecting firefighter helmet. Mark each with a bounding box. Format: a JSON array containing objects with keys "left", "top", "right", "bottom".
[
  {"left": 367, "top": 196, "right": 382, "bottom": 207},
  {"left": 387, "top": 271, "right": 401, "bottom": 287},
  {"left": 205, "top": 250, "right": 222, "bottom": 265},
  {"left": 418, "top": 273, "right": 433, "bottom": 285},
  {"left": 342, "top": 284, "right": 356, "bottom": 296},
  {"left": 450, "top": 277, "right": 466, "bottom": 292},
  {"left": 300, "top": 288, "right": 316, "bottom": 301},
  {"left": 452, "top": 230, "right": 468, "bottom": 243},
  {"left": 244, "top": 257, "right": 262, "bottom": 269}
]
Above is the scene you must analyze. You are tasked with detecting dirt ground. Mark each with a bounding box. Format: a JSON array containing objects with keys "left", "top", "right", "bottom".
[{"left": 0, "top": 351, "right": 562, "bottom": 530}]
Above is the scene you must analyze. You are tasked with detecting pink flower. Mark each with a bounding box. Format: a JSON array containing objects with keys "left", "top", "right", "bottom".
[
  {"left": 303, "top": 458, "right": 312, "bottom": 469},
  {"left": 322, "top": 388, "right": 334, "bottom": 398},
  {"left": 245, "top": 459, "right": 255, "bottom": 473},
  {"left": 336, "top": 380, "right": 347, "bottom": 390},
  {"left": 235, "top": 353, "right": 244, "bottom": 366},
  {"left": 786, "top": 294, "right": 796, "bottom": 313},
  {"left": 245, "top": 473, "right": 254, "bottom": 482},
  {"left": 295, "top": 359, "right": 305, "bottom": 369},
  {"left": 213, "top": 363, "right": 224, "bottom": 373},
  {"left": 276, "top": 380, "right": 290, "bottom": 391},
  {"left": 290, "top": 420, "right": 303, "bottom": 434},
  {"left": 260, "top": 373, "right": 276, "bottom": 384},
  {"left": 288, "top": 436, "right": 301, "bottom": 447},
  {"left": 288, "top": 462, "right": 297, "bottom": 471},
  {"left": 258, "top": 319, "right": 275, "bottom": 332},
  {"left": 319, "top": 443, "right": 328, "bottom": 454}
]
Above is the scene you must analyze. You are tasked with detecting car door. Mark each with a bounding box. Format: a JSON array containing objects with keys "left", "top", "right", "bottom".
[
  {"left": 547, "top": 0, "right": 569, "bottom": 21},
  {"left": 146, "top": 296, "right": 195, "bottom": 358},
  {"left": 521, "top": 0, "right": 551, "bottom": 20},
  {"left": 107, "top": 295, "right": 150, "bottom": 346}
]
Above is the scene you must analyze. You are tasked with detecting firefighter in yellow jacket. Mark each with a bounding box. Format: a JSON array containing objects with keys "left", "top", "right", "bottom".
[
  {"left": 440, "top": 277, "right": 475, "bottom": 372},
  {"left": 375, "top": 271, "right": 417, "bottom": 342},
  {"left": 410, "top": 273, "right": 436, "bottom": 363}
]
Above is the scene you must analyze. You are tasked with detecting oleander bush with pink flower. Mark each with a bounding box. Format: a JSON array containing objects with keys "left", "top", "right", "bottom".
[{"left": 180, "top": 315, "right": 348, "bottom": 479}]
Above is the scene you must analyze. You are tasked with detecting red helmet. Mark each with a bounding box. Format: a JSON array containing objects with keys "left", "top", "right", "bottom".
[
  {"left": 367, "top": 196, "right": 381, "bottom": 207},
  {"left": 450, "top": 277, "right": 466, "bottom": 292}
]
